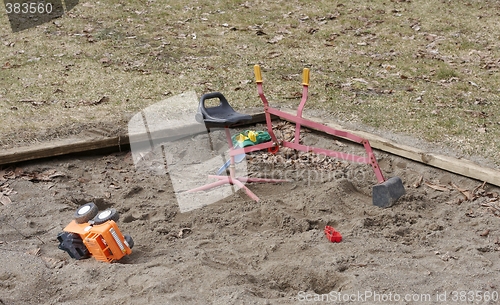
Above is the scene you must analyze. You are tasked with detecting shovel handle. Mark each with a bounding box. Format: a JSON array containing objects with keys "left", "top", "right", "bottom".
[
  {"left": 254, "top": 65, "right": 263, "bottom": 83},
  {"left": 302, "top": 68, "right": 310, "bottom": 86}
]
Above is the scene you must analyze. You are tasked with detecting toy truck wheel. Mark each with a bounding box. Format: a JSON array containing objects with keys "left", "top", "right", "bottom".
[
  {"left": 74, "top": 202, "right": 99, "bottom": 224},
  {"left": 92, "top": 208, "right": 119, "bottom": 225},
  {"left": 124, "top": 234, "right": 134, "bottom": 249}
]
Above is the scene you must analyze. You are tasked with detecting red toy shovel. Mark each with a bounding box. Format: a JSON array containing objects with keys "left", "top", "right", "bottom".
[{"left": 324, "top": 226, "right": 342, "bottom": 243}]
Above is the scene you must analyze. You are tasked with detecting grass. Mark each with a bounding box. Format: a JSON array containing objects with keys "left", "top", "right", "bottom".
[{"left": 0, "top": 0, "right": 499, "bottom": 167}]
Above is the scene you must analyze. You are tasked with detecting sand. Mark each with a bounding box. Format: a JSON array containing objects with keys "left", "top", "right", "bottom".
[{"left": 1, "top": 123, "right": 500, "bottom": 305}]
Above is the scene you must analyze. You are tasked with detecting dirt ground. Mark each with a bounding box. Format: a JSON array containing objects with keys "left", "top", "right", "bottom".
[{"left": 1, "top": 123, "right": 500, "bottom": 305}]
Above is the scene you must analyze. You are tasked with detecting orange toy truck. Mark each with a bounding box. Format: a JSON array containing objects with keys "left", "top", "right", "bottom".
[{"left": 57, "top": 203, "right": 134, "bottom": 263}]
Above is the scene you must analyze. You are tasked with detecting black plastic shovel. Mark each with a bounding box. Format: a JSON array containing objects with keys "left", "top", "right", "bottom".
[{"left": 372, "top": 177, "right": 406, "bottom": 208}]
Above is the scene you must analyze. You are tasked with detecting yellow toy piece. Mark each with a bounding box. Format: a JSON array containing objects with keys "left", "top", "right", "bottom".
[
  {"left": 235, "top": 133, "right": 247, "bottom": 144},
  {"left": 247, "top": 130, "right": 257, "bottom": 142},
  {"left": 232, "top": 130, "right": 270, "bottom": 148}
]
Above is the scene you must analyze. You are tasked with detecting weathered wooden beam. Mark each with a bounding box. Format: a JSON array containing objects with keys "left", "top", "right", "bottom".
[
  {"left": 277, "top": 109, "right": 500, "bottom": 187},
  {"left": 0, "top": 136, "right": 127, "bottom": 165},
  {"left": 0, "top": 113, "right": 269, "bottom": 166}
]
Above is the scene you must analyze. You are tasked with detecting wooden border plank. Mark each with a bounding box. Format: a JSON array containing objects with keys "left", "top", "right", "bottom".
[
  {"left": 0, "top": 136, "right": 128, "bottom": 165},
  {"left": 277, "top": 109, "right": 500, "bottom": 187},
  {"left": 0, "top": 113, "right": 268, "bottom": 166}
]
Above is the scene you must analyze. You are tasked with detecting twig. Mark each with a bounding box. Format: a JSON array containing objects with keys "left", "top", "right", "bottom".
[
  {"left": 5, "top": 221, "right": 28, "bottom": 238},
  {"left": 481, "top": 203, "right": 500, "bottom": 212},
  {"left": 5, "top": 221, "right": 45, "bottom": 244},
  {"left": 472, "top": 181, "right": 487, "bottom": 195}
]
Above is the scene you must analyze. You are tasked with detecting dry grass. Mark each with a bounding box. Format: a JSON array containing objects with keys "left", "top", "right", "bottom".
[{"left": 1, "top": 0, "right": 499, "bottom": 167}]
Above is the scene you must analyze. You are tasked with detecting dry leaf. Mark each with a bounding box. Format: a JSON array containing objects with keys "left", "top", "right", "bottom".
[
  {"left": 464, "top": 110, "right": 488, "bottom": 118},
  {"left": 440, "top": 252, "right": 457, "bottom": 261},
  {"left": 77, "top": 177, "right": 89, "bottom": 183},
  {"left": 1, "top": 185, "right": 16, "bottom": 196},
  {"left": 268, "top": 35, "right": 284, "bottom": 44},
  {"left": 334, "top": 140, "right": 347, "bottom": 147},
  {"left": 469, "top": 81, "right": 479, "bottom": 87},
  {"left": 424, "top": 182, "right": 449, "bottom": 192},
  {"left": 49, "top": 172, "right": 66, "bottom": 179},
  {"left": 13, "top": 167, "right": 23, "bottom": 176},
  {"left": 19, "top": 100, "right": 47, "bottom": 106},
  {"left": 0, "top": 194, "right": 12, "bottom": 205},
  {"left": 26, "top": 248, "right": 41, "bottom": 256},
  {"left": 465, "top": 210, "right": 476, "bottom": 218},
  {"left": 78, "top": 96, "right": 109, "bottom": 106},
  {"left": 477, "top": 127, "right": 487, "bottom": 133},
  {"left": 94, "top": 96, "right": 109, "bottom": 105},
  {"left": 268, "top": 51, "right": 282, "bottom": 59},
  {"left": 451, "top": 183, "right": 474, "bottom": 201},
  {"left": 413, "top": 176, "right": 423, "bottom": 188},
  {"left": 24, "top": 170, "right": 56, "bottom": 182},
  {"left": 472, "top": 182, "right": 486, "bottom": 195},
  {"left": 307, "top": 28, "right": 319, "bottom": 34},
  {"left": 446, "top": 197, "right": 464, "bottom": 205},
  {"left": 461, "top": 190, "right": 473, "bottom": 201},
  {"left": 489, "top": 191, "right": 499, "bottom": 197},
  {"left": 451, "top": 183, "right": 467, "bottom": 193},
  {"left": 178, "top": 228, "right": 192, "bottom": 238},
  {"left": 109, "top": 183, "right": 120, "bottom": 189},
  {"left": 42, "top": 169, "right": 57, "bottom": 176},
  {"left": 41, "top": 256, "right": 65, "bottom": 269}
]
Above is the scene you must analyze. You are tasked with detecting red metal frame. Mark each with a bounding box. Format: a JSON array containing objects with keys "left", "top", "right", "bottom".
[
  {"left": 253, "top": 66, "right": 386, "bottom": 184},
  {"left": 186, "top": 128, "right": 289, "bottom": 201},
  {"left": 188, "top": 66, "right": 386, "bottom": 201}
]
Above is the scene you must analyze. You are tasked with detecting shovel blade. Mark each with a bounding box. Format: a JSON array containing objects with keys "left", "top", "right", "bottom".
[{"left": 372, "top": 177, "right": 405, "bottom": 208}]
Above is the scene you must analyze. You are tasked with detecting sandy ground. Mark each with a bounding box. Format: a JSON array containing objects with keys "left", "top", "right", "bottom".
[{"left": 1, "top": 123, "right": 500, "bottom": 305}]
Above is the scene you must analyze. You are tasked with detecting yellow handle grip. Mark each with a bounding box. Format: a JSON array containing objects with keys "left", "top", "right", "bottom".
[
  {"left": 254, "top": 65, "right": 263, "bottom": 83},
  {"left": 302, "top": 68, "right": 310, "bottom": 86}
]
